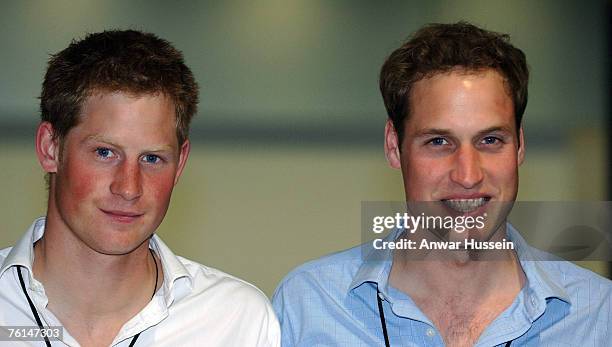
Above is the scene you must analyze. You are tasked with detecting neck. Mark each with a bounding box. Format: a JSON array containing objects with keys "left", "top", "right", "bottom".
[
  {"left": 32, "top": 216, "right": 161, "bottom": 322},
  {"left": 390, "top": 227, "right": 525, "bottom": 300}
]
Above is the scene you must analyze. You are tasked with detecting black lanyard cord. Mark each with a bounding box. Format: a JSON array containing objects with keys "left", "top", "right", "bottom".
[
  {"left": 376, "top": 289, "right": 511, "bottom": 347},
  {"left": 18, "top": 267, "right": 51, "bottom": 347},
  {"left": 128, "top": 248, "right": 158, "bottom": 346},
  {"left": 376, "top": 289, "right": 391, "bottom": 347},
  {"left": 18, "top": 248, "right": 158, "bottom": 347}
]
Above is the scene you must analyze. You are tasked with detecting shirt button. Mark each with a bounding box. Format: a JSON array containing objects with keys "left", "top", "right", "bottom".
[{"left": 426, "top": 328, "right": 435, "bottom": 337}]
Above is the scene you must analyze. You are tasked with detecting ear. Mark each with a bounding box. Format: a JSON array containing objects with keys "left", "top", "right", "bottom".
[
  {"left": 174, "top": 139, "right": 191, "bottom": 185},
  {"left": 384, "top": 119, "right": 402, "bottom": 169},
  {"left": 35, "top": 122, "right": 60, "bottom": 173},
  {"left": 517, "top": 126, "right": 525, "bottom": 166}
]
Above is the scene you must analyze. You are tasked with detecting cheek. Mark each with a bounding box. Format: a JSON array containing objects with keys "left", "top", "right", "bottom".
[
  {"left": 403, "top": 156, "right": 450, "bottom": 184},
  {"left": 494, "top": 165, "right": 519, "bottom": 187},
  {"left": 487, "top": 153, "right": 519, "bottom": 182},
  {"left": 144, "top": 172, "right": 177, "bottom": 204},
  {"left": 58, "top": 158, "right": 104, "bottom": 203},
  {"left": 401, "top": 156, "right": 451, "bottom": 200}
]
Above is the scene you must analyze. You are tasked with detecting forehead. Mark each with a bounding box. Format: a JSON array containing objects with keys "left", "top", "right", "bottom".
[
  {"left": 78, "top": 90, "right": 176, "bottom": 125},
  {"left": 406, "top": 69, "right": 515, "bottom": 133},
  {"left": 67, "top": 91, "right": 178, "bottom": 146},
  {"left": 82, "top": 89, "right": 174, "bottom": 112}
]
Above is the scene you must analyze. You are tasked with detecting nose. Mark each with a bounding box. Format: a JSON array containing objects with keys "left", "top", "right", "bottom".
[
  {"left": 449, "top": 145, "right": 484, "bottom": 189},
  {"left": 110, "top": 161, "right": 143, "bottom": 201}
]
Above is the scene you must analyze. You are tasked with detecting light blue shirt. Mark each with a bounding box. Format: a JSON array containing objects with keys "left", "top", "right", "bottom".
[{"left": 273, "top": 225, "right": 612, "bottom": 346}]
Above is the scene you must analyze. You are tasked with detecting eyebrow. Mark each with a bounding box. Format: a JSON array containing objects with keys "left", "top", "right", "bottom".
[
  {"left": 82, "top": 135, "right": 174, "bottom": 152},
  {"left": 412, "top": 126, "right": 514, "bottom": 138},
  {"left": 412, "top": 128, "right": 452, "bottom": 137}
]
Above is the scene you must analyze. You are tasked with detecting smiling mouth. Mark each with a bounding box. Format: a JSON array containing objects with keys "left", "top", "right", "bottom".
[{"left": 441, "top": 197, "right": 490, "bottom": 213}]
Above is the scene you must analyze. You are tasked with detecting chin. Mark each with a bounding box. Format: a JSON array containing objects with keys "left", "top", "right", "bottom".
[{"left": 87, "top": 233, "right": 152, "bottom": 256}]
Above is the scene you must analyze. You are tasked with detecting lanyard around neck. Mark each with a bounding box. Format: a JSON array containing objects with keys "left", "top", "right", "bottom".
[{"left": 18, "top": 248, "right": 158, "bottom": 347}]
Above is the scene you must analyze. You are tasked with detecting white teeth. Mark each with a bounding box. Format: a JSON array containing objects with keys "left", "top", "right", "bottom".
[{"left": 442, "top": 198, "right": 488, "bottom": 213}]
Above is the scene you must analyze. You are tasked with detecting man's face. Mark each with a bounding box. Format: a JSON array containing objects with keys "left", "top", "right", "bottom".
[
  {"left": 38, "top": 91, "right": 190, "bottom": 255},
  {"left": 385, "top": 69, "right": 524, "bottom": 233}
]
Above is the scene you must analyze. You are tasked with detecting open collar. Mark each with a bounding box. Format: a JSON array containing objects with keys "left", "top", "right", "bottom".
[{"left": 347, "top": 224, "right": 572, "bottom": 307}]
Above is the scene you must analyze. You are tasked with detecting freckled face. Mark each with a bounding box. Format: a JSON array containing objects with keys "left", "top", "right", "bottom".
[{"left": 49, "top": 92, "right": 189, "bottom": 255}]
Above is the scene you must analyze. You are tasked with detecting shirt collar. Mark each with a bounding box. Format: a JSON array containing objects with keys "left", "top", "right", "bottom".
[
  {"left": 348, "top": 228, "right": 400, "bottom": 297},
  {"left": 506, "top": 224, "right": 572, "bottom": 305},
  {"left": 348, "top": 223, "right": 572, "bottom": 305},
  {"left": 0, "top": 217, "right": 195, "bottom": 304},
  {"left": 148, "top": 234, "right": 193, "bottom": 304},
  {"left": 0, "top": 217, "right": 45, "bottom": 282}
]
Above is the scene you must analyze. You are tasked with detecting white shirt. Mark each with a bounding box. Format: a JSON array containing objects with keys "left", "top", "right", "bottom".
[{"left": 0, "top": 218, "right": 280, "bottom": 347}]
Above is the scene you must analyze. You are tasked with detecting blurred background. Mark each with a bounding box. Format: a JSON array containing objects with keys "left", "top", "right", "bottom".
[{"left": 0, "top": 0, "right": 609, "bottom": 296}]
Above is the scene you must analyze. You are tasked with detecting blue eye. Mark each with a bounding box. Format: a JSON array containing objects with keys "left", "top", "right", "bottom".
[
  {"left": 429, "top": 138, "right": 448, "bottom": 146},
  {"left": 96, "top": 148, "right": 114, "bottom": 158},
  {"left": 143, "top": 154, "right": 161, "bottom": 164},
  {"left": 482, "top": 136, "right": 499, "bottom": 145}
]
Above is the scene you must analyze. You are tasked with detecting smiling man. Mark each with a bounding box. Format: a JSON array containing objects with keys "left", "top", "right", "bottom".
[
  {"left": 0, "top": 30, "right": 279, "bottom": 346},
  {"left": 272, "top": 22, "right": 611, "bottom": 346}
]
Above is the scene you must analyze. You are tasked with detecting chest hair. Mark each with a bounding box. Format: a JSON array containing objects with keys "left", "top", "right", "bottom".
[{"left": 415, "top": 294, "right": 512, "bottom": 347}]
